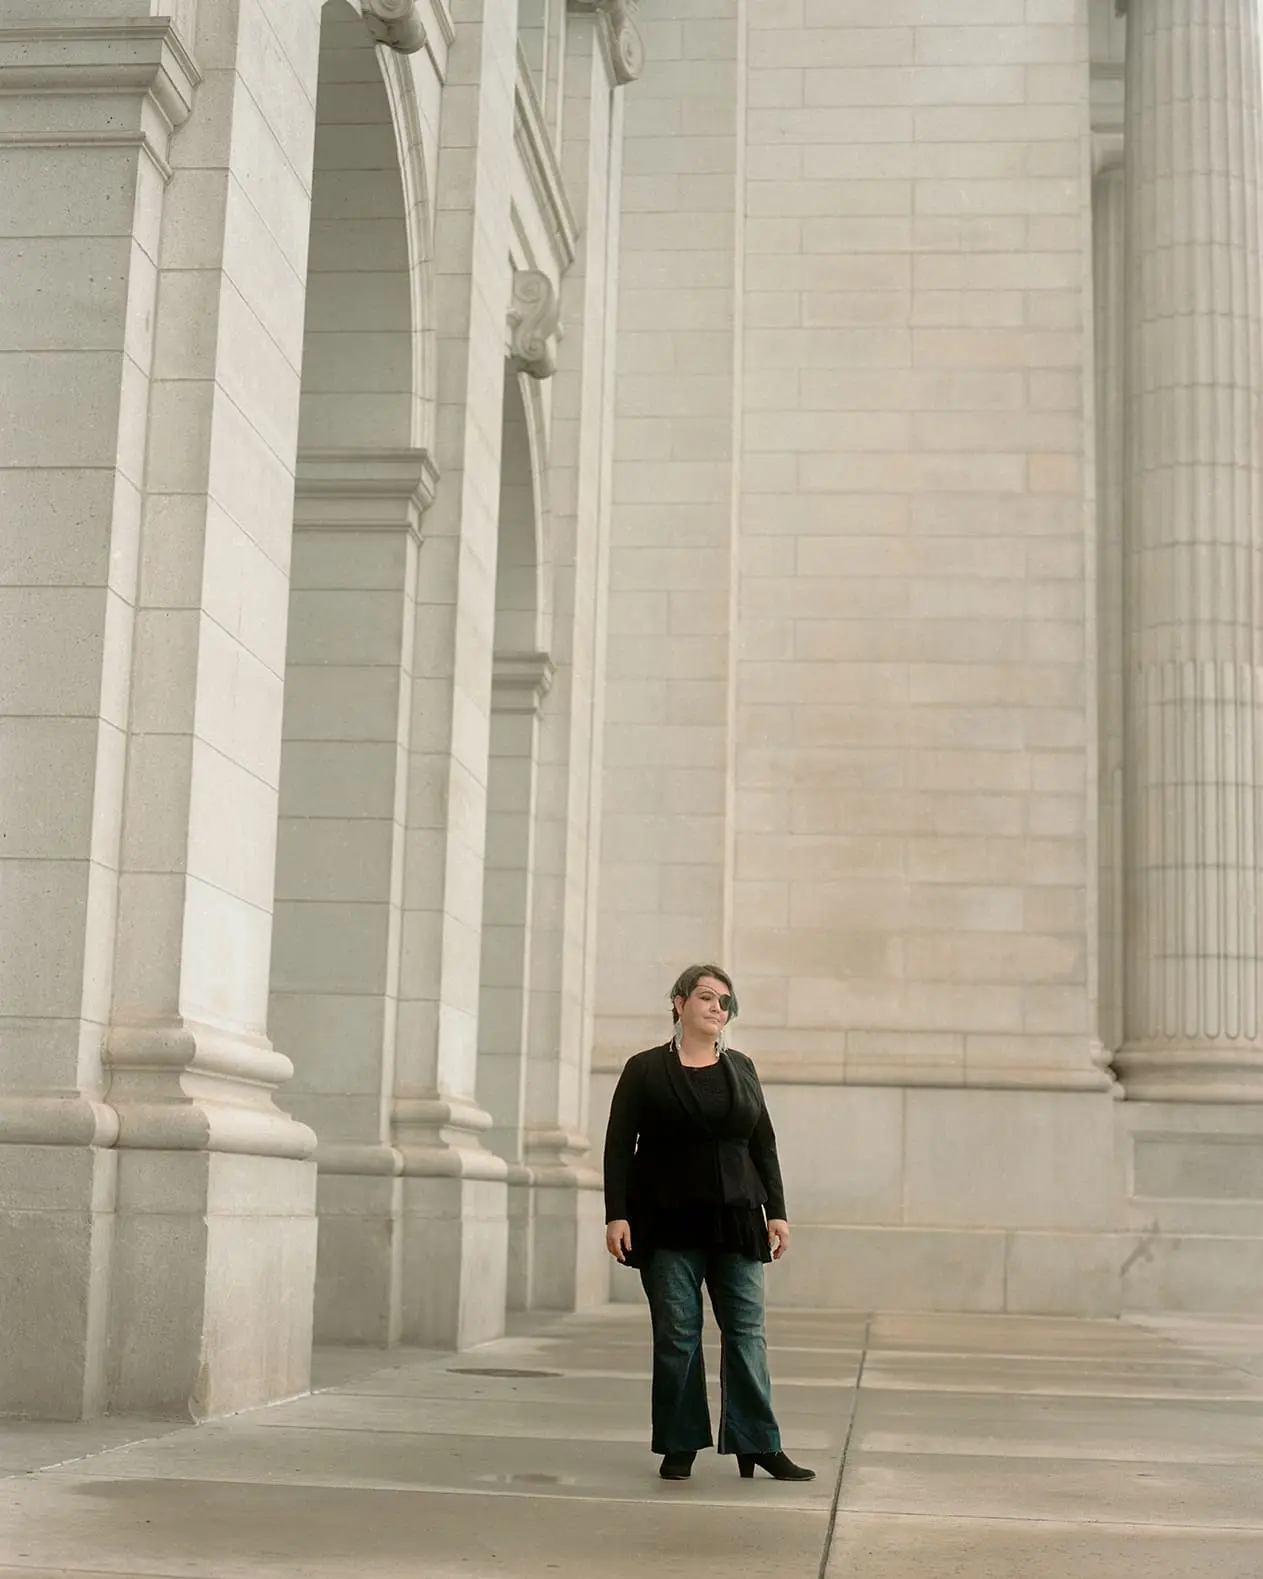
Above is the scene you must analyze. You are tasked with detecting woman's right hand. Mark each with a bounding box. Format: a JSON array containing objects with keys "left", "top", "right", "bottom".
[{"left": 605, "top": 1219, "right": 632, "bottom": 1263}]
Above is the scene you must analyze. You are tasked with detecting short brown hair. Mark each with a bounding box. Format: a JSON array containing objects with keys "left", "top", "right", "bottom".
[{"left": 669, "top": 963, "right": 738, "bottom": 1023}]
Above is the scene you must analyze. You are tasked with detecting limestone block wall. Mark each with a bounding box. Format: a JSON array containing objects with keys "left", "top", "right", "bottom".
[
  {"left": 599, "top": 0, "right": 1109, "bottom": 1081},
  {"left": 593, "top": 0, "right": 1131, "bottom": 1313},
  {"left": 733, "top": 0, "right": 1105, "bottom": 1094},
  {"left": 594, "top": 0, "right": 742, "bottom": 1041}
]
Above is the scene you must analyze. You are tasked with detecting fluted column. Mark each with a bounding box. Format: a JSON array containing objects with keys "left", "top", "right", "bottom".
[
  {"left": 1094, "top": 145, "right": 1126, "bottom": 1062},
  {"left": 1116, "top": 0, "right": 1263, "bottom": 1100}
]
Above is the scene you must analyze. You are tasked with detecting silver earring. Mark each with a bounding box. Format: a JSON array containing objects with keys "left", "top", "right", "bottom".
[{"left": 671, "top": 1023, "right": 683, "bottom": 1052}]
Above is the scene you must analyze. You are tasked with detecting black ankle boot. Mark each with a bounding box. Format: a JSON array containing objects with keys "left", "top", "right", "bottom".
[
  {"left": 737, "top": 1451, "right": 815, "bottom": 1482},
  {"left": 659, "top": 1451, "right": 696, "bottom": 1480}
]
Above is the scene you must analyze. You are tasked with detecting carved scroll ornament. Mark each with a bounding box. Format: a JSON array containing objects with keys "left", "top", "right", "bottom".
[
  {"left": 508, "top": 269, "right": 562, "bottom": 380},
  {"left": 362, "top": 0, "right": 428, "bottom": 53},
  {"left": 573, "top": 0, "right": 643, "bottom": 86},
  {"left": 603, "top": 0, "right": 644, "bottom": 85}
]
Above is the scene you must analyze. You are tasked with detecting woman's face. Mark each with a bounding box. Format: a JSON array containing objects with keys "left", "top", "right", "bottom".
[{"left": 674, "top": 976, "right": 732, "bottom": 1039}]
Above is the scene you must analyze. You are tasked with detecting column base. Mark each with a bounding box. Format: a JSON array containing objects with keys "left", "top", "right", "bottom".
[
  {"left": 106, "top": 1149, "right": 317, "bottom": 1419},
  {"left": 506, "top": 1163, "right": 533, "bottom": 1312},
  {"left": 393, "top": 1091, "right": 509, "bottom": 1347},
  {"left": 398, "top": 1173, "right": 508, "bottom": 1347},
  {"left": 1119, "top": 1100, "right": 1263, "bottom": 1312},
  {"left": 1114, "top": 1043, "right": 1263, "bottom": 1103},
  {"left": 312, "top": 1152, "right": 404, "bottom": 1347},
  {"left": 506, "top": 1161, "right": 606, "bottom": 1313},
  {"left": 0, "top": 1140, "right": 116, "bottom": 1419}
]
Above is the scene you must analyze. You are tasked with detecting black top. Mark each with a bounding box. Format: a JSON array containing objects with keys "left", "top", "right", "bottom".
[
  {"left": 684, "top": 1059, "right": 730, "bottom": 1121},
  {"left": 603, "top": 1043, "right": 787, "bottom": 1266}
]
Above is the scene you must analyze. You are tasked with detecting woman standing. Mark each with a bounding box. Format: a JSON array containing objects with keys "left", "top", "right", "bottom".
[{"left": 603, "top": 963, "right": 814, "bottom": 1483}]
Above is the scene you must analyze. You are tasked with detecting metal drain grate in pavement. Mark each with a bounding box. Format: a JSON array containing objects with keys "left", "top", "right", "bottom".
[{"left": 445, "top": 1367, "right": 564, "bottom": 1378}]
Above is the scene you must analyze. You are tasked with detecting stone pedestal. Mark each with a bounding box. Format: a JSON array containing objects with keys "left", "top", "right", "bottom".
[
  {"left": 591, "top": 1070, "right": 1128, "bottom": 1318},
  {"left": 0, "top": 1139, "right": 117, "bottom": 1419},
  {"left": 105, "top": 1151, "right": 315, "bottom": 1419},
  {"left": 1119, "top": 1102, "right": 1263, "bottom": 1312},
  {"left": 1116, "top": 0, "right": 1263, "bottom": 1100}
]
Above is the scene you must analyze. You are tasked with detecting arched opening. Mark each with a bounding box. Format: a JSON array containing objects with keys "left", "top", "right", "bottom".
[
  {"left": 268, "top": 0, "right": 426, "bottom": 1346},
  {"left": 476, "top": 364, "right": 551, "bottom": 1308}
]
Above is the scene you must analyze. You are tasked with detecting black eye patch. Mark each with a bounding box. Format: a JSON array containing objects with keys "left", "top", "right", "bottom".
[{"left": 718, "top": 994, "right": 733, "bottom": 1014}]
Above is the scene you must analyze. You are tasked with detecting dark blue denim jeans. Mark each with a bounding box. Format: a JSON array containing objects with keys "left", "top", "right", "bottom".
[{"left": 639, "top": 1248, "right": 782, "bottom": 1456}]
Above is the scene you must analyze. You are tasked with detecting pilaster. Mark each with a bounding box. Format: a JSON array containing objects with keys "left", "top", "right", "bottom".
[
  {"left": 1116, "top": 0, "right": 1263, "bottom": 1101},
  {"left": 1093, "top": 146, "right": 1125, "bottom": 1064}
]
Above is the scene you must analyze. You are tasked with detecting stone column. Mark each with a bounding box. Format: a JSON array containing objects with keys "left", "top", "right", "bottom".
[
  {"left": 1116, "top": 0, "right": 1263, "bottom": 1100},
  {"left": 98, "top": 0, "right": 324, "bottom": 1416},
  {"left": 1094, "top": 143, "right": 1126, "bottom": 1062},
  {"left": 270, "top": 450, "right": 436, "bottom": 1347},
  {"left": 0, "top": 12, "right": 198, "bottom": 1420},
  {"left": 393, "top": 0, "right": 522, "bottom": 1348}
]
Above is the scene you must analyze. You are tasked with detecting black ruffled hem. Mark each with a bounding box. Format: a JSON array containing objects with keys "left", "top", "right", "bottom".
[{"left": 631, "top": 1204, "right": 770, "bottom": 1264}]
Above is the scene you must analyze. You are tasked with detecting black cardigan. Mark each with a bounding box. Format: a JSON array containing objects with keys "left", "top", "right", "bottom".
[{"left": 603, "top": 1043, "right": 788, "bottom": 1224}]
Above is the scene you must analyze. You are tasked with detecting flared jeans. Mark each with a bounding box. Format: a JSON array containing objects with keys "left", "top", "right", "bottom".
[{"left": 639, "top": 1247, "right": 782, "bottom": 1456}]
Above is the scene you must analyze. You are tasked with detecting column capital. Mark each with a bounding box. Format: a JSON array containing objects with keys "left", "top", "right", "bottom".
[
  {"left": 0, "top": 16, "right": 200, "bottom": 172},
  {"left": 492, "top": 651, "right": 556, "bottom": 714},
  {"left": 293, "top": 447, "right": 439, "bottom": 539}
]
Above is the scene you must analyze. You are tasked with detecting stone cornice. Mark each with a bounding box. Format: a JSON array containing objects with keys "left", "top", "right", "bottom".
[
  {"left": 293, "top": 447, "right": 439, "bottom": 540},
  {"left": 0, "top": 17, "right": 200, "bottom": 137},
  {"left": 515, "top": 44, "right": 578, "bottom": 273}
]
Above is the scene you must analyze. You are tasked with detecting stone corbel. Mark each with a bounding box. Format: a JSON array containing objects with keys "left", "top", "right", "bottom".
[
  {"left": 508, "top": 270, "right": 562, "bottom": 380},
  {"left": 571, "top": 0, "right": 643, "bottom": 85},
  {"left": 362, "top": 0, "right": 428, "bottom": 53},
  {"left": 1093, "top": 130, "right": 1124, "bottom": 176},
  {"left": 492, "top": 652, "right": 556, "bottom": 715}
]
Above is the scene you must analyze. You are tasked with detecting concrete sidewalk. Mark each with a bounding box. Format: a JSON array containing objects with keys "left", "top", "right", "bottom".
[{"left": 3, "top": 1305, "right": 1263, "bottom": 1578}]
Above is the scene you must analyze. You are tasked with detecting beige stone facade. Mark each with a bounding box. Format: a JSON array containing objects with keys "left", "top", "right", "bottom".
[{"left": 1, "top": 0, "right": 1262, "bottom": 1421}]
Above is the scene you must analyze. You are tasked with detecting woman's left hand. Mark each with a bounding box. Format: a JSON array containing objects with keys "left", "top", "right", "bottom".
[{"left": 767, "top": 1219, "right": 791, "bottom": 1260}]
